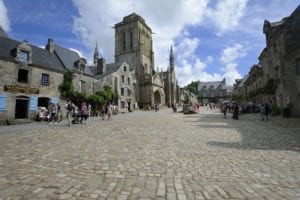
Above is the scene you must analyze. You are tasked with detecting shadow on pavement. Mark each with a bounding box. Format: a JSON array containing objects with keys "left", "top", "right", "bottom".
[{"left": 191, "top": 112, "right": 300, "bottom": 152}]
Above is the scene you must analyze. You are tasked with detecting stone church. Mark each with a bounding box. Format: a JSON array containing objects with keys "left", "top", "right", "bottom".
[
  {"left": 111, "top": 12, "right": 180, "bottom": 108},
  {"left": 0, "top": 12, "right": 180, "bottom": 122}
]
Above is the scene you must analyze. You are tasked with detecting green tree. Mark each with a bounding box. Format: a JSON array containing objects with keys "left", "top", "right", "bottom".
[
  {"left": 59, "top": 70, "right": 74, "bottom": 99},
  {"left": 184, "top": 81, "right": 199, "bottom": 95}
]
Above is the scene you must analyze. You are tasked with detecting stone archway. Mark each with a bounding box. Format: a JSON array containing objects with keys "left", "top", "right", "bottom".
[{"left": 154, "top": 90, "right": 161, "bottom": 104}]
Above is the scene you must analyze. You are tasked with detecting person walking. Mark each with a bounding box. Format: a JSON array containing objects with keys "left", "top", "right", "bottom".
[
  {"left": 66, "top": 101, "right": 74, "bottom": 127},
  {"left": 265, "top": 103, "right": 270, "bottom": 120},
  {"left": 107, "top": 102, "right": 113, "bottom": 120},
  {"left": 80, "top": 102, "right": 89, "bottom": 124},
  {"left": 260, "top": 103, "right": 265, "bottom": 121}
]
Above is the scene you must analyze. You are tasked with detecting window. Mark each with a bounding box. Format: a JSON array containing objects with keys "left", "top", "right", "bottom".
[
  {"left": 130, "top": 32, "right": 133, "bottom": 49},
  {"left": 122, "top": 33, "right": 126, "bottom": 51},
  {"left": 121, "top": 88, "right": 124, "bottom": 96},
  {"left": 296, "top": 58, "right": 300, "bottom": 76},
  {"left": 19, "top": 50, "right": 29, "bottom": 62},
  {"left": 121, "top": 75, "right": 124, "bottom": 83},
  {"left": 80, "top": 63, "right": 85, "bottom": 72},
  {"left": 128, "top": 78, "right": 130, "bottom": 85},
  {"left": 41, "top": 74, "right": 49, "bottom": 86},
  {"left": 124, "top": 66, "right": 127, "bottom": 71},
  {"left": 127, "top": 89, "right": 131, "bottom": 96},
  {"left": 18, "top": 69, "right": 28, "bottom": 83},
  {"left": 79, "top": 80, "right": 85, "bottom": 93}
]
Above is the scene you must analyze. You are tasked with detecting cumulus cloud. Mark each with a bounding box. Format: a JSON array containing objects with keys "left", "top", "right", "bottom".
[
  {"left": 72, "top": 0, "right": 209, "bottom": 67},
  {"left": 175, "top": 35, "right": 223, "bottom": 86},
  {"left": 206, "top": 0, "right": 248, "bottom": 35},
  {"left": 71, "top": 0, "right": 252, "bottom": 87},
  {"left": 0, "top": 0, "right": 10, "bottom": 32},
  {"left": 220, "top": 43, "right": 247, "bottom": 85}
]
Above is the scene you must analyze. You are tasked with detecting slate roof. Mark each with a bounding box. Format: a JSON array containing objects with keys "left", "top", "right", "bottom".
[
  {"left": 0, "top": 37, "right": 65, "bottom": 72},
  {"left": 198, "top": 79, "right": 226, "bottom": 90},
  {"left": 53, "top": 45, "right": 80, "bottom": 71},
  {"left": 94, "top": 62, "right": 124, "bottom": 79},
  {"left": 53, "top": 44, "right": 94, "bottom": 76}
]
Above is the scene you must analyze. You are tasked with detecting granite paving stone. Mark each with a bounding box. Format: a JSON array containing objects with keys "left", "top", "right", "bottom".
[{"left": 0, "top": 108, "right": 299, "bottom": 199}]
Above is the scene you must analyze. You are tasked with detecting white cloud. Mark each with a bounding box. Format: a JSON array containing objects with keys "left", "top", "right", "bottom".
[
  {"left": 72, "top": 0, "right": 209, "bottom": 67},
  {"left": 220, "top": 43, "right": 246, "bottom": 85},
  {"left": 69, "top": 48, "right": 83, "bottom": 58},
  {"left": 0, "top": 0, "right": 10, "bottom": 32},
  {"left": 220, "top": 43, "right": 246, "bottom": 64},
  {"left": 175, "top": 35, "right": 222, "bottom": 87},
  {"left": 206, "top": 0, "right": 248, "bottom": 35}
]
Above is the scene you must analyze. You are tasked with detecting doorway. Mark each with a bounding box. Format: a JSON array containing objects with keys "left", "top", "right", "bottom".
[
  {"left": 15, "top": 96, "right": 29, "bottom": 119},
  {"left": 154, "top": 91, "right": 161, "bottom": 104}
]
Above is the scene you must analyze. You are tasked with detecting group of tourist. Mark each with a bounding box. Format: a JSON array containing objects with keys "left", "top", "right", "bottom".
[
  {"left": 220, "top": 103, "right": 239, "bottom": 119},
  {"left": 36, "top": 103, "right": 62, "bottom": 124},
  {"left": 220, "top": 101, "right": 271, "bottom": 121}
]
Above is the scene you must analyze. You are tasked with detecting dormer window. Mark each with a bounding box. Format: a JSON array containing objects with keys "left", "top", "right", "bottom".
[
  {"left": 15, "top": 42, "right": 32, "bottom": 64},
  {"left": 76, "top": 58, "right": 86, "bottom": 73},
  {"left": 19, "top": 50, "right": 29, "bottom": 62}
]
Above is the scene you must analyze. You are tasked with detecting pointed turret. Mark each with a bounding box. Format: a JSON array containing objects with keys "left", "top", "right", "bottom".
[
  {"left": 94, "top": 43, "right": 99, "bottom": 65},
  {"left": 169, "top": 45, "right": 174, "bottom": 71}
]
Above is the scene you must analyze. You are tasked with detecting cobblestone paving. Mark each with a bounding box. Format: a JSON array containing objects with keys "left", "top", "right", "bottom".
[{"left": 0, "top": 109, "right": 299, "bottom": 200}]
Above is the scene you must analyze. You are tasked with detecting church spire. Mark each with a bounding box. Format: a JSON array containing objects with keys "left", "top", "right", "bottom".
[
  {"left": 93, "top": 43, "right": 99, "bottom": 65},
  {"left": 169, "top": 45, "right": 174, "bottom": 71}
]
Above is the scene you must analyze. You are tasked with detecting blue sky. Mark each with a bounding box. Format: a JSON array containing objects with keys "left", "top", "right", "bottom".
[{"left": 0, "top": 0, "right": 299, "bottom": 86}]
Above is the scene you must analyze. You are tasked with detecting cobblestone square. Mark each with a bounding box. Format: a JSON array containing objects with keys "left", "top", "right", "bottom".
[{"left": 0, "top": 109, "right": 299, "bottom": 199}]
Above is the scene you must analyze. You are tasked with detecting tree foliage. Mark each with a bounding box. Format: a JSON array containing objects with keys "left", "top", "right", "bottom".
[
  {"left": 59, "top": 70, "right": 74, "bottom": 99},
  {"left": 184, "top": 81, "right": 199, "bottom": 95},
  {"left": 58, "top": 70, "right": 115, "bottom": 113}
]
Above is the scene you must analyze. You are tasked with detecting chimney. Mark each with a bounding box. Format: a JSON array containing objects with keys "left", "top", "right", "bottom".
[
  {"left": 97, "top": 58, "right": 106, "bottom": 75},
  {"left": 46, "top": 38, "right": 54, "bottom": 53}
]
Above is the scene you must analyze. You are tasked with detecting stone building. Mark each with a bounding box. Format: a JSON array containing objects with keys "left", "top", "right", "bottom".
[
  {"left": 113, "top": 12, "right": 179, "bottom": 108},
  {"left": 92, "top": 56, "right": 136, "bottom": 112},
  {"left": 0, "top": 29, "right": 98, "bottom": 121},
  {"left": 198, "top": 78, "right": 227, "bottom": 104},
  {"left": 261, "top": 5, "right": 300, "bottom": 117},
  {"left": 244, "top": 64, "right": 263, "bottom": 103},
  {"left": 233, "top": 75, "right": 249, "bottom": 97},
  {"left": 0, "top": 12, "right": 181, "bottom": 122},
  {"left": 160, "top": 46, "right": 180, "bottom": 107},
  {"left": 234, "top": 5, "right": 300, "bottom": 117}
]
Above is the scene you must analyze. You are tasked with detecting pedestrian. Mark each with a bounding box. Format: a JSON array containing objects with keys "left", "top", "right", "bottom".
[
  {"left": 48, "top": 103, "right": 57, "bottom": 124},
  {"left": 232, "top": 104, "right": 239, "bottom": 120},
  {"left": 66, "top": 101, "right": 74, "bottom": 127},
  {"left": 107, "top": 102, "right": 113, "bottom": 120},
  {"left": 222, "top": 103, "right": 227, "bottom": 118},
  {"left": 80, "top": 102, "right": 88, "bottom": 124},
  {"left": 260, "top": 103, "right": 265, "bottom": 121},
  {"left": 101, "top": 105, "right": 106, "bottom": 120},
  {"left": 265, "top": 103, "right": 270, "bottom": 120}
]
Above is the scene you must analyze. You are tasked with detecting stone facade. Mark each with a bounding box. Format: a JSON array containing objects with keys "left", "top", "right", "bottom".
[
  {"left": 233, "top": 6, "right": 300, "bottom": 117},
  {"left": 0, "top": 12, "right": 181, "bottom": 122},
  {"left": 93, "top": 59, "right": 136, "bottom": 112},
  {"left": 0, "top": 33, "right": 100, "bottom": 121},
  {"left": 198, "top": 78, "right": 227, "bottom": 103},
  {"left": 113, "top": 13, "right": 179, "bottom": 108}
]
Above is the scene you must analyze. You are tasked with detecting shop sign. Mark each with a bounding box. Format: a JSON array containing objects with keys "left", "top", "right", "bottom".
[{"left": 4, "top": 85, "right": 39, "bottom": 94}]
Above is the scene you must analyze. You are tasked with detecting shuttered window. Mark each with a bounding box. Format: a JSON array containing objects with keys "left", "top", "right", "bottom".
[{"left": 0, "top": 93, "right": 7, "bottom": 111}]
